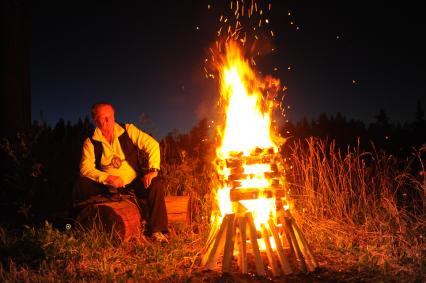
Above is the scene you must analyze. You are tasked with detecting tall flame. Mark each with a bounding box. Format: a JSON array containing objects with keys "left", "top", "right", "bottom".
[
  {"left": 217, "top": 42, "right": 277, "bottom": 159},
  {"left": 214, "top": 41, "right": 282, "bottom": 230}
]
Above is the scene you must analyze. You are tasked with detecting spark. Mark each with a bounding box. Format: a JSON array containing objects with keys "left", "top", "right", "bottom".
[{"left": 217, "top": 27, "right": 222, "bottom": 36}]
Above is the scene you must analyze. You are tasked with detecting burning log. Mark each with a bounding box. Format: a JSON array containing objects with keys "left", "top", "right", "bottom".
[
  {"left": 237, "top": 215, "right": 248, "bottom": 273},
  {"left": 268, "top": 218, "right": 292, "bottom": 275},
  {"left": 222, "top": 214, "right": 236, "bottom": 273},
  {"left": 260, "top": 223, "right": 280, "bottom": 276},
  {"left": 281, "top": 214, "right": 307, "bottom": 273},
  {"left": 284, "top": 210, "right": 319, "bottom": 272},
  {"left": 246, "top": 213, "right": 266, "bottom": 276},
  {"left": 202, "top": 141, "right": 317, "bottom": 276},
  {"left": 201, "top": 214, "right": 230, "bottom": 270},
  {"left": 230, "top": 188, "right": 273, "bottom": 201},
  {"left": 202, "top": 210, "right": 317, "bottom": 275}
]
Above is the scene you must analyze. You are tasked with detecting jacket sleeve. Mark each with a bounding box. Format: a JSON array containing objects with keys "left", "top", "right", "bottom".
[
  {"left": 79, "top": 137, "right": 110, "bottom": 184},
  {"left": 125, "top": 123, "right": 160, "bottom": 169}
]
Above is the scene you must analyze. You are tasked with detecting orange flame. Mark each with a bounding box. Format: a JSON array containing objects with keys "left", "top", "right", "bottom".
[
  {"left": 213, "top": 41, "right": 283, "bottom": 231},
  {"left": 216, "top": 41, "right": 277, "bottom": 159}
]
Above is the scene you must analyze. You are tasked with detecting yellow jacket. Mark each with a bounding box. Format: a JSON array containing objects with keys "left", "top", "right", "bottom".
[{"left": 80, "top": 123, "right": 160, "bottom": 186}]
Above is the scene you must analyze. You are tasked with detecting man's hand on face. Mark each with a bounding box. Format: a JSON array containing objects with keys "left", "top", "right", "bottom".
[
  {"left": 142, "top": 171, "right": 158, "bottom": 189},
  {"left": 106, "top": 175, "right": 124, "bottom": 188}
]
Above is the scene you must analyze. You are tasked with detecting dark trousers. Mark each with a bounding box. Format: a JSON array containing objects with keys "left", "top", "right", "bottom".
[{"left": 73, "top": 176, "right": 168, "bottom": 234}]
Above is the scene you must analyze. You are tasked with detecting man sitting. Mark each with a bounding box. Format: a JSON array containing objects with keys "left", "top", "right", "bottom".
[{"left": 73, "top": 102, "right": 168, "bottom": 243}]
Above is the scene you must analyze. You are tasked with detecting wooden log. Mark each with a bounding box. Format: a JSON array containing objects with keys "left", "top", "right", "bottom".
[
  {"left": 260, "top": 223, "right": 280, "bottom": 276},
  {"left": 230, "top": 188, "right": 273, "bottom": 202},
  {"left": 76, "top": 199, "right": 141, "bottom": 241},
  {"left": 245, "top": 155, "right": 272, "bottom": 165},
  {"left": 246, "top": 212, "right": 266, "bottom": 276},
  {"left": 268, "top": 219, "right": 292, "bottom": 275},
  {"left": 228, "top": 173, "right": 249, "bottom": 181},
  {"left": 202, "top": 214, "right": 229, "bottom": 269},
  {"left": 226, "top": 158, "right": 243, "bottom": 168},
  {"left": 291, "top": 220, "right": 319, "bottom": 272},
  {"left": 227, "top": 180, "right": 242, "bottom": 188},
  {"left": 222, "top": 214, "right": 236, "bottom": 273},
  {"left": 230, "top": 166, "right": 245, "bottom": 175},
  {"left": 283, "top": 217, "right": 307, "bottom": 273},
  {"left": 204, "top": 218, "right": 220, "bottom": 253},
  {"left": 77, "top": 195, "right": 191, "bottom": 242},
  {"left": 264, "top": 171, "right": 282, "bottom": 178},
  {"left": 237, "top": 215, "right": 248, "bottom": 274},
  {"left": 165, "top": 196, "right": 191, "bottom": 225},
  {"left": 229, "top": 151, "right": 244, "bottom": 158}
]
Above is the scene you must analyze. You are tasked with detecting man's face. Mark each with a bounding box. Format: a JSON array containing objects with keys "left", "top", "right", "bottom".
[{"left": 94, "top": 105, "right": 115, "bottom": 136}]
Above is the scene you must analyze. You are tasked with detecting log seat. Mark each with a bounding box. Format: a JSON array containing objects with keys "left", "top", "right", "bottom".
[{"left": 76, "top": 195, "right": 190, "bottom": 241}]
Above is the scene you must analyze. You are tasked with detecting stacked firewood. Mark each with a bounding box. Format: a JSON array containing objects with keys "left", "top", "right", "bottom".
[{"left": 202, "top": 147, "right": 318, "bottom": 276}]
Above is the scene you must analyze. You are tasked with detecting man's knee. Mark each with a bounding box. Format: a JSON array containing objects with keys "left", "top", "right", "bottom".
[
  {"left": 73, "top": 176, "right": 106, "bottom": 204},
  {"left": 149, "top": 177, "right": 164, "bottom": 194}
]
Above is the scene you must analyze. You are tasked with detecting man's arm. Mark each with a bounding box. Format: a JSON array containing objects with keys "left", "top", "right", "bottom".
[
  {"left": 125, "top": 124, "right": 160, "bottom": 188},
  {"left": 80, "top": 138, "right": 123, "bottom": 187},
  {"left": 125, "top": 123, "right": 160, "bottom": 170}
]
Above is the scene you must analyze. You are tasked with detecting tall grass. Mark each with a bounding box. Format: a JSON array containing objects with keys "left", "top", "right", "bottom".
[
  {"left": 0, "top": 137, "right": 424, "bottom": 281},
  {"left": 287, "top": 138, "right": 425, "bottom": 275}
]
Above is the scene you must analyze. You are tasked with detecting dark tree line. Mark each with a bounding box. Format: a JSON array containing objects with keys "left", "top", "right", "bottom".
[
  {"left": 281, "top": 102, "right": 426, "bottom": 156},
  {"left": 0, "top": 104, "right": 425, "bottom": 227}
]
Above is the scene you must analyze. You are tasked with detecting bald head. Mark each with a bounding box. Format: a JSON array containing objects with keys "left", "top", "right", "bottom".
[
  {"left": 91, "top": 102, "right": 116, "bottom": 139},
  {"left": 91, "top": 102, "right": 115, "bottom": 120}
]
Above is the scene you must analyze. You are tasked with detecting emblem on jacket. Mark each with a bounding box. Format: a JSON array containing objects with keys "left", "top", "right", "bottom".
[{"left": 111, "top": 156, "right": 123, "bottom": 168}]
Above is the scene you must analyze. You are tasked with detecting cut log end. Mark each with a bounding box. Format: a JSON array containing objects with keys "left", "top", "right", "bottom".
[{"left": 76, "top": 199, "right": 142, "bottom": 241}]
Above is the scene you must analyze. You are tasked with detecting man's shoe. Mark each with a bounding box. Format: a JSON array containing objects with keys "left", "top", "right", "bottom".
[{"left": 152, "top": 232, "right": 169, "bottom": 244}]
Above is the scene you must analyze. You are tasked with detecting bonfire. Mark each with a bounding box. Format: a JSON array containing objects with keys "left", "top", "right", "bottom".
[{"left": 200, "top": 41, "right": 318, "bottom": 276}]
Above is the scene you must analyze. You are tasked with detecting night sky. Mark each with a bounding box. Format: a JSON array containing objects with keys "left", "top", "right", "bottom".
[{"left": 31, "top": 0, "right": 426, "bottom": 139}]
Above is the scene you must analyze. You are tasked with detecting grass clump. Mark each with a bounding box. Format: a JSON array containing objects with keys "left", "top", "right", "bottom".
[
  {"left": 0, "top": 221, "right": 205, "bottom": 282},
  {"left": 287, "top": 138, "right": 425, "bottom": 280}
]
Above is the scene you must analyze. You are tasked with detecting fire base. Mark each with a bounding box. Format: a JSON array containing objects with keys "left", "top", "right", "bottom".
[{"left": 201, "top": 211, "right": 318, "bottom": 276}]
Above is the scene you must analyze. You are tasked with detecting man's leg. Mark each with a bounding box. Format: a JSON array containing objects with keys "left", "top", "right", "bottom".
[
  {"left": 72, "top": 176, "right": 108, "bottom": 207},
  {"left": 134, "top": 177, "right": 168, "bottom": 235}
]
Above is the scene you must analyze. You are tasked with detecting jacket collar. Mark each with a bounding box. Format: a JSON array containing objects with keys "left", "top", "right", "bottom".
[{"left": 92, "top": 123, "right": 125, "bottom": 142}]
